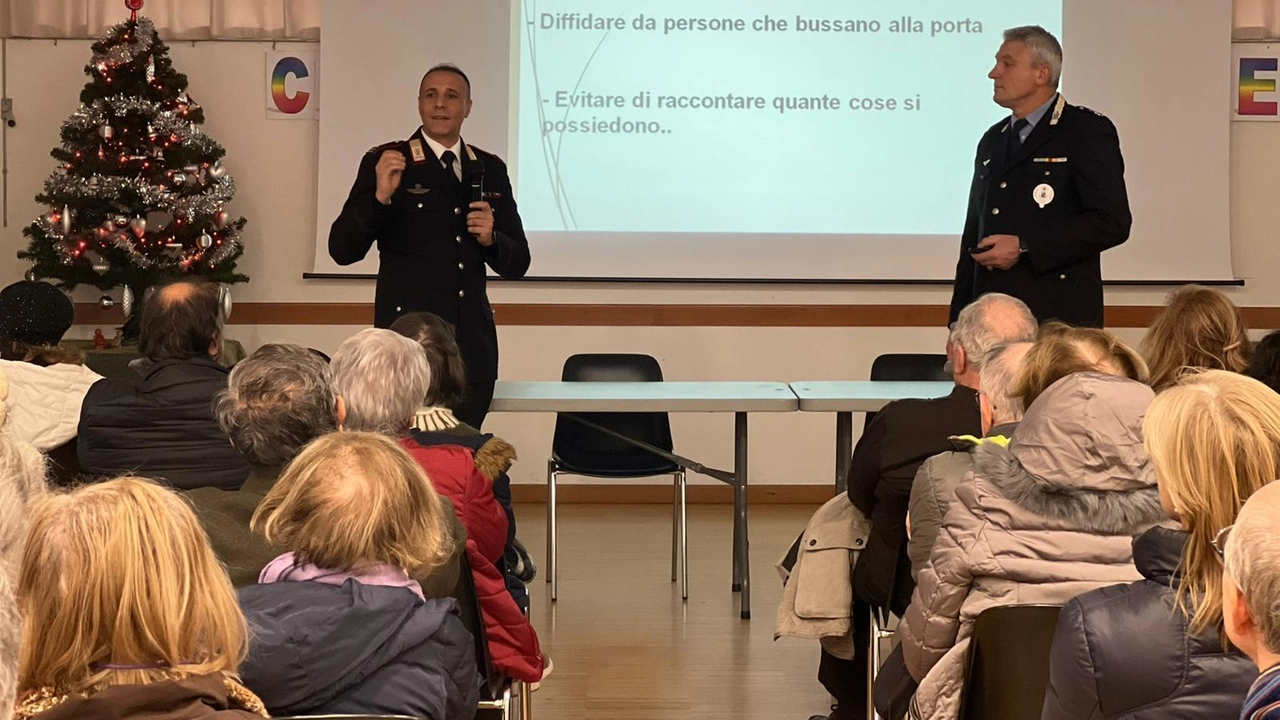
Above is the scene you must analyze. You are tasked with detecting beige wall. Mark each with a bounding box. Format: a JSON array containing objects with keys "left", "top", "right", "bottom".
[{"left": 1, "top": 40, "right": 1274, "bottom": 485}]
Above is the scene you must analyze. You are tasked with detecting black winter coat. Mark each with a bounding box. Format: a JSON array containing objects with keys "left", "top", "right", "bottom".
[
  {"left": 239, "top": 579, "right": 479, "bottom": 720},
  {"left": 1041, "top": 526, "right": 1254, "bottom": 720},
  {"left": 77, "top": 357, "right": 249, "bottom": 490},
  {"left": 847, "top": 384, "right": 981, "bottom": 614}
]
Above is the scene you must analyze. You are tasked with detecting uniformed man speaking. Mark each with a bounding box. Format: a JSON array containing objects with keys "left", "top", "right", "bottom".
[
  {"left": 329, "top": 64, "right": 530, "bottom": 427},
  {"left": 948, "top": 26, "right": 1130, "bottom": 328}
]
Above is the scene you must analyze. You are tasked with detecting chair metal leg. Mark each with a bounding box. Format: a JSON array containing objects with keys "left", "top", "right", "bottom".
[
  {"left": 520, "top": 678, "right": 533, "bottom": 720},
  {"left": 678, "top": 470, "right": 688, "bottom": 600},
  {"left": 671, "top": 472, "right": 679, "bottom": 582},
  {"left": 867, "top": 606, "right": 878, "bottom": 720},
  {"left": 546, "top": 460, "right": 558, "bottom": 602}
]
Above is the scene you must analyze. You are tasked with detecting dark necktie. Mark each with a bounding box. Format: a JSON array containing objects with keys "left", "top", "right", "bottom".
[
  {"left": 440, "top": 150, "right": 459, "bottom": 189},
  {"left": 1007, "top": 118, "right": 1030, "bottom": 161}
]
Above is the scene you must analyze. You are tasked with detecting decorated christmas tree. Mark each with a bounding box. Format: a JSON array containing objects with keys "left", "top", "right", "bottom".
[{"left": 20, "top": 0, "right": 248, "bottom": 335}]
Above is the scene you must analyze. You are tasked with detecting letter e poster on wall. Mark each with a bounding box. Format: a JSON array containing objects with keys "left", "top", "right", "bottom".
[
  {"left": 1234, "top": 43, "right": 1280, "bottom": 121},
  {"left": 266, "top": 51, "right": 319, "bottom": 120}
]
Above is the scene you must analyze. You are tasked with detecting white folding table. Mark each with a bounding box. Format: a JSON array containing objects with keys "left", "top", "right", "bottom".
[
  {"left": 490, "top": 380, "right": 799, "bottom": 619},
  {"left": 788, "top": 381, "right": 957, "bottom": 494}
]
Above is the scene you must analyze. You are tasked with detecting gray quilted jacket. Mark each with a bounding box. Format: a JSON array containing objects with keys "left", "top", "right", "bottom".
[{"left": 902, "top": 373, "right": 1164, "bottom": 720}]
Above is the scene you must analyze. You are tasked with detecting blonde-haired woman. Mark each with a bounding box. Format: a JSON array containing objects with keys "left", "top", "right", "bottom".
[
  {"left": 1143, "top": 285, "right": 1250, "bottom": 392},
  {"left": 15, "top": 477, "right": 266, "bottom": 719},
  {"left": 1042, "top": 370, "right": 1270, "bottom": 719},
  {"left": 238, "top": 431, "right": 478, "bottom": 720},
  {"left": 1014, "top": 321, "right": 1149, "bottom": 408}
]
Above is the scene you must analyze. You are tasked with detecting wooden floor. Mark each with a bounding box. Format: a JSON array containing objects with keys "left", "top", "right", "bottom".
[{"left": 514, "top": 502, "right": 829, "bottom": 720}]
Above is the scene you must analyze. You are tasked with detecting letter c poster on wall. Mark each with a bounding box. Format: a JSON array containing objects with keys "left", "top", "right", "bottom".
[{"left": 266, "top": 51, "right": 319, "bottom": 120}]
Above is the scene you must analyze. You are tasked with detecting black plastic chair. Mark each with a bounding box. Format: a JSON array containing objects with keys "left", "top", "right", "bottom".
[
  {"left": 448, "top": 554, "right": 532, "bottom": 720},
  {"left": 547, "top": 353, "right": 687, "bottom": 602},
  {"left": 959, "top": 604, "right": 1063, "bottom": 720},
  {"left": 865, "top": 353, "right": 950, "bottom": 429}
]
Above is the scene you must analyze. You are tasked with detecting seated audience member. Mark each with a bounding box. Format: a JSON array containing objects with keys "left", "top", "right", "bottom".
[
  {"left": 330, "top": 328, "right": 545, "bottom": 683},
  {"left": 238, "top": 432, "right": 478, "bottom": 720},
  {"left": 1246, "top": 330, "right": 1280, "bottom": 394},
  {"left": 188, "top": 344, "right": 334, "bottom": 586},
  {"left": 818, "top": 293, "right": 1036, "bottom": 719},
  {"left": 1224, "top": 482, "right": 1280, "bottom": 720},
  {"left": 197, "top": 342, "right": 466, "bottom": 593},
  {"left": 14, "top": 477, "right": 266, "bottom": 719},
  {"left": 77, "top": 279, "right": 249, "bottom": 490},
  {"left": 1014, "top": 322, "right": 1150, "bottom": 409},
  {"left": 391, "top": 311, "right": 534, "bottom": 596},
  {"left": 0, "top": 433, "right": 44, "bottom": 720},
  {"left": 1142, "top": 285, "right": 1250, "bottom": 392},
  {"left": 1043, "top": 370, "right": 1271, "bottom": 719},
  {"left": 877, "top": 325, "right": 1152, "bottom": 718},
  {"left": 906, "top": 342, "right": 1032, "bottom": 581},
  {"left": 0, "top": 570, "right": 16, "bottom": 720},
  {"left": 0, "top": 432, "right": 40, "bottom": 720},
  {"left": 0, "top": 280, "right": 100, "bottom": 484},
  {"left": 897, "top": 373, "right": 1164, "bottom": 720},
  {"left": 0, "top": 433, "right": 48, "bottom": 576}
]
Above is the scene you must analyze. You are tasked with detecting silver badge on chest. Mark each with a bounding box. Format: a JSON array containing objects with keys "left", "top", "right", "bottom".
[{"left": 1033, "top": 183, "right": 1055, "bottom": 208}]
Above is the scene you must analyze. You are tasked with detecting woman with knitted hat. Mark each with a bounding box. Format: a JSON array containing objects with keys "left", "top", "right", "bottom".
[{"left": 0, "top": 280, "right": 100, "bottom": 482}]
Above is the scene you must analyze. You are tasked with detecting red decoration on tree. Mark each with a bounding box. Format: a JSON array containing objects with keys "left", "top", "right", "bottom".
[{"left": 126, "top": 0, "right": 145, "bottom": 22}]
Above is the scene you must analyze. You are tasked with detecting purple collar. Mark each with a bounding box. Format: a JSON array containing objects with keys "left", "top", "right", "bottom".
[{"left": 259, "top": 552, "right": 424, "bottom": 600}]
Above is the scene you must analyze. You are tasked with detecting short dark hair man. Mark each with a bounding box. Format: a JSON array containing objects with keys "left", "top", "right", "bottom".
[
  {"left": 949, "top": 26, "right": 1131, "bottom": 328},
  {"left": 329, "top": 63, "right": 531, "bottom": 428},
  {"left": 77, "top": 278, "right": 249, "bottom": 490}
]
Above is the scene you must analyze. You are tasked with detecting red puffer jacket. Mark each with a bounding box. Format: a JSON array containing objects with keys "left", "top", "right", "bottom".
[{"left": 400, "top": 437, "right": 544, "bottom": 682}]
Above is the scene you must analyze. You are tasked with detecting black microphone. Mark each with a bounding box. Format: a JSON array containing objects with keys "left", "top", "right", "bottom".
[
  {"left": 467, "top": 163, "right": 484, "bottom": 205},
  {"left": 466, "top": 164, "right": 485, "bottom": 242}
]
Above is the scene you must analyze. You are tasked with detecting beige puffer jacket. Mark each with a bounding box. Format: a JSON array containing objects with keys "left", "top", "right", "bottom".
[{"left": 901, "top": 373, "right": 1163, "bottom": 720}]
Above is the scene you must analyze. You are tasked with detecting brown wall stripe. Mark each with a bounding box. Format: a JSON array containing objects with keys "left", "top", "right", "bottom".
[{"left": 70, "top": 302, "right": 1280, "bottom": 329}]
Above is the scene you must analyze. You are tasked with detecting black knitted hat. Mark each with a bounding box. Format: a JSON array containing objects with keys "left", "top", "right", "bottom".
[{"left": 0, "top": 281, "right": 75, "bottom": 346}]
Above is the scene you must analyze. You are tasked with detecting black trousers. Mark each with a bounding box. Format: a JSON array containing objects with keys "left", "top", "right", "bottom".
[
  {"left": 818, "top": 600, "right": 871, "bottom": 720},
  {"left": 455, "top": 380, "right": 495, "bottom": 430}
]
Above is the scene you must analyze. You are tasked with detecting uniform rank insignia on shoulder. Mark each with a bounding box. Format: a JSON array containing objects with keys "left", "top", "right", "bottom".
[
  {"left": 468, "top": 144, "right": 502, "bottom": 162},
  {"left": 1077, "top": 105, "right": 1107, "bottom": 117},
  {"left": 366, "top": 140, "right": 401, "bottom": 155}
]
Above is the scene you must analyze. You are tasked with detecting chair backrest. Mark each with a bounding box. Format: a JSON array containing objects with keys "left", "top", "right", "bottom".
[
  {"left": 551, "top": 353, "right": 677, "bottom": 475},
  {"left": 864, "top": 353, "right": 950, "bottom": 430},
  {"left": 959, "top": 604, "right": 1063, "bottom": 720},
  {"left": 869, "top": 353, "right": 951, "bottom": 382}
]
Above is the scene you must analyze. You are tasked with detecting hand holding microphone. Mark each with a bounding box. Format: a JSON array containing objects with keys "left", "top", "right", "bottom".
[{"left": 465, "top": 164, "right": 495, "bottom": 246}]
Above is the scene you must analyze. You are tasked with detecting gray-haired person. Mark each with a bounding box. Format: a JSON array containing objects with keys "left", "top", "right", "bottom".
[
  {"left": 185, "top": 343, "right": 344, "bottom": 588},
  {"left": 1225, "top": 481, "right": 1280, "bottom": 719},
  {"left": 906, "top": 341, "right": 1033, "bottom": 581}
]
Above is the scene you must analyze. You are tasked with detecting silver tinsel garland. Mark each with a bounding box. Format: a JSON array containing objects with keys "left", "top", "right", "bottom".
[
  {"left": 100, "top": 17, "right": 157, "bottom": 67},
  {"left": 62, "top": 101, "right": 220, "bottom": 156}
]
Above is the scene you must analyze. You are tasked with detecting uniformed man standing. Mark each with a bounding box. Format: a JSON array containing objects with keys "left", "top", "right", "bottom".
[
  {"left": 329, "top": 64, "right": 530, "bottom": 428},
  {"left": 949, "top": 26, "right": 1130, "bottom": 329}
]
